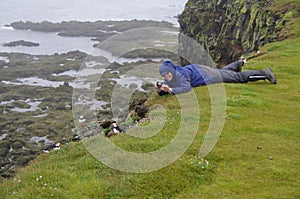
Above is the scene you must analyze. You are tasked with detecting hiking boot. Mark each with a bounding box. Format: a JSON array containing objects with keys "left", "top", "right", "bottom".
[
  {"left": 241, "top": 56, "right": 247, "bottom": 65},
  {"left": 236, "top": 57, "right": 247, "bottom": 72},
  {"left": 265, "top": 67, "right": 277, "bottom": 84}
]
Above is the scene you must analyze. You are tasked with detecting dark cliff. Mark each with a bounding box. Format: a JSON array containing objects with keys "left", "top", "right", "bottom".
[{"left": 178, "top": 0, "right": 298, "bottom": 65}]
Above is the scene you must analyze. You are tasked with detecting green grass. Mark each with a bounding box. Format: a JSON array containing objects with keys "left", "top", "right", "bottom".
[{"left": 1, "top": 1, "right": 300, "bottom": 199}]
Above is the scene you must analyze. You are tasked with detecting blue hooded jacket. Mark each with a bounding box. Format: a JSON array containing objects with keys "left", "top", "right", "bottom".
[{"left": 158, "top": 60, "right": 212, "bottom": 95}]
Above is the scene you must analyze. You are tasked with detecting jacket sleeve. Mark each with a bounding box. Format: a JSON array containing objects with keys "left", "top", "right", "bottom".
[{"left": 167, "top": 75, "right": 192, "bottom": 94}]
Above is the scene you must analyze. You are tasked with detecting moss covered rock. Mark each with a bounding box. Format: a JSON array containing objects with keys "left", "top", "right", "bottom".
[{"left": 178, "top": 0, "right": 293, "bottom": 65}]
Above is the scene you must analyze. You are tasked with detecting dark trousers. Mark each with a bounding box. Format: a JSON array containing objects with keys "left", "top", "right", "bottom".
[{"left": 201, "top": 61, "right": 267, "bottom": 84}]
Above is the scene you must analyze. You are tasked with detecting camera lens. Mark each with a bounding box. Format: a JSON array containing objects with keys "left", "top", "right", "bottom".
[{"left": 156, "top": 82, "right": 162, "bottom": 88}]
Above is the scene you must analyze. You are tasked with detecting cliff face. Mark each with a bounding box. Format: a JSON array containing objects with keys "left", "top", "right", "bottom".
[{"left": 178, "top": 0, "right": 294, "bottom": 65}]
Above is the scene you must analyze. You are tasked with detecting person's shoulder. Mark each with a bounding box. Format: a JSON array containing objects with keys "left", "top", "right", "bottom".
[{"left": 162, "top": 59, "right": 173, "bottom": 65}]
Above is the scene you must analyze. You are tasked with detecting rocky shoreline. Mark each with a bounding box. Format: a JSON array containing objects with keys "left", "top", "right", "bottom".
[
  {"left": 0, "top": 50, "right": 139, "bottom": 178},
  {"left": 8, "top": 20, "right": 177, "bottom": 42},
  {"left": 0, "top": 32, "right": 179, "bottom": 179},
  {"left": 3, "top": 40, "right": 40, "bottom": 47}
]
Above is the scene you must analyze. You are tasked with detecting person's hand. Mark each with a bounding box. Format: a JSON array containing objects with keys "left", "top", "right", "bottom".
[{"left": 160, "top": 84, "right": 171, "bottom": 92}]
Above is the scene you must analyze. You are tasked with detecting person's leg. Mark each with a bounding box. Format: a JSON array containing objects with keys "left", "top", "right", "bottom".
[
  {"left": 220, "top": 69, "right": 268, "bottom": 83},
  {"left": 222, "top": 61, "right": 245, "bottom": 72},
  {"left": 199, "top": 65, "right": 276, "bottom": 84}
]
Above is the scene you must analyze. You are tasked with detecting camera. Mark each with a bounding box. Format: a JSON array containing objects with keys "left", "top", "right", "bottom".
[{"left": 156, "top": 81, "right": 163, "bottom": 88}]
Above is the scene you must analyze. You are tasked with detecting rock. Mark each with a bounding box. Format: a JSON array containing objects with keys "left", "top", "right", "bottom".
[{"left": 3, "top": 40, "right": 40, "bottom": 47}]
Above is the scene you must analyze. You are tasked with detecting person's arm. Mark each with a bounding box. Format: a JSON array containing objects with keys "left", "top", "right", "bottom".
[
  {"left": 170, "top": 79, "right": 191, "bottom": 94},
  {"left": 160, "top": 76, "right": 191, "bottom": 95}
]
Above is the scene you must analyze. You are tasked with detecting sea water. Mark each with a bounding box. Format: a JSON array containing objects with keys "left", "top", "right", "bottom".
[{"left": 0, "top": 0, "right": 187, "bottom": 55}]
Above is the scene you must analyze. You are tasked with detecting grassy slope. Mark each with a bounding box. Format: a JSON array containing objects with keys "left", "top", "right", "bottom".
[{"left": 1, "top": 1, "right": 300, "bottom": 199}]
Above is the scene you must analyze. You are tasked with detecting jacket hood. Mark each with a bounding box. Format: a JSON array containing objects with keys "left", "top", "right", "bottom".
[{"left": 159, "top": 60, "right": 177, "bottom": 76}]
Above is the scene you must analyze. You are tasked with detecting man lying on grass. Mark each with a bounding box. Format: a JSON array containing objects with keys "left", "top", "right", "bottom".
[{"left": 156, "top": 59, "right": 277, "bottom": 95}]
